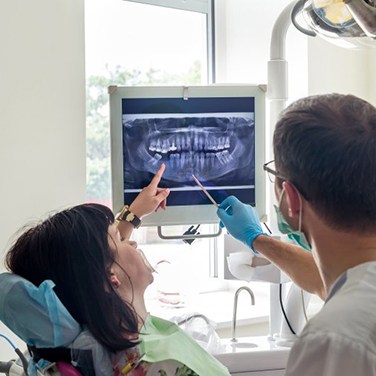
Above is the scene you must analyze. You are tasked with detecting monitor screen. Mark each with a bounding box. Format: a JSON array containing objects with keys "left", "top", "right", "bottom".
[{"left": 110, "top": 85, "right": 266, "bottom": 226}]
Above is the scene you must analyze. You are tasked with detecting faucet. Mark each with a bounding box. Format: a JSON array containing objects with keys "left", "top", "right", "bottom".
[
  {"left": 176, "top": 313, "right": 211, "bottom": 326},
  {"left": 232, "top": 286, "right": 255, "bottom": 342}
]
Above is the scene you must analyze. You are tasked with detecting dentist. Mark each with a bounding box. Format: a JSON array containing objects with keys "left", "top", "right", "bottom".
[{"left": 217, "top": 93, "right": 376, "bottom": 375}]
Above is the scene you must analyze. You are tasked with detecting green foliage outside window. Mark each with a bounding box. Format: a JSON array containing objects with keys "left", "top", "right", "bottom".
[{"left": 86, "top": 62, "right": 202, "bottom": 205}]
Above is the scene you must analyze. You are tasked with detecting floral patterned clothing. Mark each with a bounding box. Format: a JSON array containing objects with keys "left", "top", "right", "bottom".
[{"left": 72, "top": 315, "right": 229, "bottom": 376}]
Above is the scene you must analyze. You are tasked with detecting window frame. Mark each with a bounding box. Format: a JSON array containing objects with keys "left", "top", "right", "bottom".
[
  {"left": 115, "top": 0, "right": 221, "bottom": 283},
  {"left": 85, "top": 0, "right": 221, "bottom": 286},
  {"left": 125, "top": 0, "right": 215, "bottom": 83}
]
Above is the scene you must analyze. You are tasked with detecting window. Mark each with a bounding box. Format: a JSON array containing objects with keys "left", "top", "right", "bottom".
[
  {"left": 85, "top": 0, "right": 221, "bottom": 303},
  {"left": 85, "top": 0, "right": 212, "bottom": 205}
]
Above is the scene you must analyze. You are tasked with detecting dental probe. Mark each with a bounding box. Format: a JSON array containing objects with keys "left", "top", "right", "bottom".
[{"left": 192, "top": 174, "right": 219, "bottom": 208}]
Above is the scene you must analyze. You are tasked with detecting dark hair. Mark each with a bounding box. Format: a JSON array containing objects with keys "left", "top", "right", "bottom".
[
  {"left": 273, "top": 93, "right": 376, "bottom": 233},
  {"left": 5, "top": 203, "right": 139, "bottom": 352}
]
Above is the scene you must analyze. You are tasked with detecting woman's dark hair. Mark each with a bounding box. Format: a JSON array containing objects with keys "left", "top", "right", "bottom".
[
  {"left": 273, "top": 93, "right": 376, "bottom": 233},
  {"left": 5, "top": 203, "right": 139, "bottom": 352}
]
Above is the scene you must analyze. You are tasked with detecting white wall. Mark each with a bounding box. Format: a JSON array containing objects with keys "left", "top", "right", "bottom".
[
  {"left": 214, "top": 0, "right": 309, "bottom": 101},
  {"left": 0, "top": 0, "right": 85, "bottom": 360},
  {"left": 308, "top": 37, "right": 375, "bottom": 105},
  {"left": 215, "top": 0, "right": 375, "bottom": 104}
]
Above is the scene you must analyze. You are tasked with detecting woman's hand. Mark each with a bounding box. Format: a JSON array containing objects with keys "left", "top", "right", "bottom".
[{"left": 129, "top": 163, "right": 170, "bottom": 218}]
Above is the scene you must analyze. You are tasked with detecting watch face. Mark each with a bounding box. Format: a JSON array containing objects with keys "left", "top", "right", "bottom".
[{"left": 126, "top": 212, "right": 135, "bottom": 222}]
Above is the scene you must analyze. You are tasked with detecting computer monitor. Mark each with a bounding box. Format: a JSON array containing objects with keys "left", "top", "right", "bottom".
[{"left": 109, "top": 85, "right": 266, "bottom": 226}]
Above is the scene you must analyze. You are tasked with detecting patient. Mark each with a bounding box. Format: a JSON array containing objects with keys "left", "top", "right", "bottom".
[{"left": 4, "top": 164, "right": 229, "bottom": 376}]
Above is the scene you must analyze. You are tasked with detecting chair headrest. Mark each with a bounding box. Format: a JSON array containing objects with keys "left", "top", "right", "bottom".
[{"left": 0, "top": 272, "right": 81, "bottom": 348}]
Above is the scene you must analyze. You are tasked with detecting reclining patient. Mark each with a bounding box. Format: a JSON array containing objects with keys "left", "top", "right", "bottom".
[{"left": 3, "top": 164, "right": 229, "bottom": 376}]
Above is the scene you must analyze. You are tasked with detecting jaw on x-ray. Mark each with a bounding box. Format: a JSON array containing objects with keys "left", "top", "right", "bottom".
[{"left": 122, "top": 113, "right": 255, "bottom": 192}]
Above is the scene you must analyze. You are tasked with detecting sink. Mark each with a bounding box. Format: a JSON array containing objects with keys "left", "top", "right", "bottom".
[
  {"left": 214, "top": 336, "right": 290, "bottom": 373},
  {"left": 229, "top": 340, "right": 258, "bottom": 349}
]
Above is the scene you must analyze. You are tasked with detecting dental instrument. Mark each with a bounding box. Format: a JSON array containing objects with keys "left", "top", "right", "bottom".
[{"left": 191, "top": 174, "right": 219, "bottom": 208}]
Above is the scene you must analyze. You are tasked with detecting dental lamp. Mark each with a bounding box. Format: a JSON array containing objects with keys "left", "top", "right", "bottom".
[
  {"left": 268, "top": 0, "right": 376, "bottom": 144},
  {"left": 293, "top": 0, "right": 376, "bottom": 47},
  {"left": 265, "top": 0, "right": 376, "bottom": 346}
]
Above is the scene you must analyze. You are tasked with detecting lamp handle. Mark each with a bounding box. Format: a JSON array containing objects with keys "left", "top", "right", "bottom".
[{"left": 291, "top": 0, "right": 317, "bottom": 37}]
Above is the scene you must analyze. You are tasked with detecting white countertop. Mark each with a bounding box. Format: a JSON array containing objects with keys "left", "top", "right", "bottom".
[
  {"left": 146, "top": 288, "right": 270, "bottom": 329},
  {"left": 215, "top": 336, "right": 290, "bottom": 373}
]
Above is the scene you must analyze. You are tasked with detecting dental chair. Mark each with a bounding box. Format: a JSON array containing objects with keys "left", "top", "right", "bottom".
[{"left": 0, "top": 272, "right": 105, "bottom": 376}]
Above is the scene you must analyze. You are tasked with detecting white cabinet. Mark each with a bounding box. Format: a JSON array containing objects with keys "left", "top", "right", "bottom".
[{"left": 215, "top": 336, "right": 290, "bottom": 376}]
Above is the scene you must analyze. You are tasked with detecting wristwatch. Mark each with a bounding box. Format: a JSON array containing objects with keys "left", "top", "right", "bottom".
[{"left": 116, "top": 205, "right": 141, "bottom": 229}]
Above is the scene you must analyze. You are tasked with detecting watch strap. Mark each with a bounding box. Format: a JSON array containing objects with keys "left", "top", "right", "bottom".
[{"left": 116, "top": 205, "right": 141, "bottom": 228}]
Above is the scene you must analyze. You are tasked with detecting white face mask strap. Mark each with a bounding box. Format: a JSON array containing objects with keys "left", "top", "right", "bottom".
[
  {"left": 279, "top": 185, "right": 303, "bottom": 231},
  {"left": 278, "top": 187, "right": 286, "bottom": 207},
  {"left": 297, "top": 191, "right": 303, "bottom": 232}
]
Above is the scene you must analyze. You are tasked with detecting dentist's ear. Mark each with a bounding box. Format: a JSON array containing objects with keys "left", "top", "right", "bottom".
[
  {"left": 110, "top": 271, "right": 121, "bottom": 288},
  {"left": 283, "top": 181, "right": 302, "bottom": 218}
]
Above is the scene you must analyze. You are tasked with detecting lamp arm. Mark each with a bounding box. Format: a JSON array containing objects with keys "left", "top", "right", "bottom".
[
  {"left": 267, "top": 2, "right": 297, "bottom": 340},
  {"left": 270, "top": 1, "right": 297, "bottom": 59}
]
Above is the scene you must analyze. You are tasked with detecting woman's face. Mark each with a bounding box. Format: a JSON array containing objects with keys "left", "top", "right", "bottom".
[{"left": 107, "top": 224, "right": 154, "bottom": 296}]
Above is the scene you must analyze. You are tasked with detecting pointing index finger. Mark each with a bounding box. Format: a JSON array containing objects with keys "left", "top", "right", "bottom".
[{"left": 150, "top": 163, "right": 166, "bottom": 187}]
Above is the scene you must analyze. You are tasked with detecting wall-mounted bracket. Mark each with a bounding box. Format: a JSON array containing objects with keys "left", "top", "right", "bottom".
[{"left": 157, "top": 225, "right": 222, "bottom": 241}]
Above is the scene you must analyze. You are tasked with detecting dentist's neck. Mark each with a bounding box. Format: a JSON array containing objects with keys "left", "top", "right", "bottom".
[{"left": 305, "top": 205, "right": 376, "bottom": 294}]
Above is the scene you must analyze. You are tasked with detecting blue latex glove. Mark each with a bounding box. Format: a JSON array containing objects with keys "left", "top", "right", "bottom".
[{"left": 217, "top": 196, "right": 266, "bottom": 252}]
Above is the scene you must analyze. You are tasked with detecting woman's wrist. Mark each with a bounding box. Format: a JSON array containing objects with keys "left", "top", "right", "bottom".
[
  {"left": 129, "top": 203, "right": 144, "bottom": 219},
  {"left": 117, "top": 205, "right": 142, "bottom": 229}
]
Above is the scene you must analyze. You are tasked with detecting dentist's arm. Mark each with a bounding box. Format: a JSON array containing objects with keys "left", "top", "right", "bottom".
[
  {"left": 217, "top": 196, "right": 326, "bottom": 300},
  {"left": 253, "top": 235, "right": 326, "bottom": 300}
]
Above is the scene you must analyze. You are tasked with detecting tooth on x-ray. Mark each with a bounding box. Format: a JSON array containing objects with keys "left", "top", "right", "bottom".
[{"left": 123, "top": 115, "right": 254, "bottom": 183}]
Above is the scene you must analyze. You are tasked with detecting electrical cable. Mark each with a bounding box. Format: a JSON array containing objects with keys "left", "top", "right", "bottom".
[
  {"left": 0, "top": 333, "right": 29, "bottom": 375},
  {"left": 262, "top": 223, "right": 296, "bottom": 334},
  {"left": 262, "top": 222, "right": 297, "bottom": 334},
  {"left": 15, "top": 348, "right": 29, "bottom": 375},
  {"left": 0, "top": 333, "right": 16, "bottom": 349},
  {"left": 262, "top": 221, "right": 306, "bottom": 334},
  {"left": 279, "top": 283, "right": 296, "bottom": 335}
]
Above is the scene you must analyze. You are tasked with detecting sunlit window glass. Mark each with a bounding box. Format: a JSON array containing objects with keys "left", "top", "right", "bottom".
[
  {"left": 85, "top": 0, "right": 208, "bottom": 205},
  {"left": 85, "top": 0, "right": 215, "bottom": 298}
]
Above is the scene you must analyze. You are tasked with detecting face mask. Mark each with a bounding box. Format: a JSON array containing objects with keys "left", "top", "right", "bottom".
[{"left": 274, "top": 187, "right": 311, "bottom": 252}]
